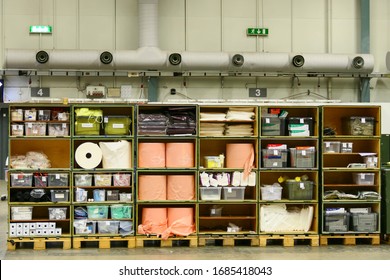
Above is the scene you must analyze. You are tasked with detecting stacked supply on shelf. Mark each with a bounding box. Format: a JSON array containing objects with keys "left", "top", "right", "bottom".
[
  {"left": 75, "top": 107, "right": 131, "bottom": 136},
  {"left": 138, "top": 207, "right": 195, "bottom": 239},
  {"left": 10, "top": 151, "right": 51, "bottom": 169},
  {"left": 10, "top": 108, "right": 70, "bottom": 137},
  {"left": 199, "top": 171, "right": 256, "bottom": 201},
  {"left": 165, "top": 107, "right": 196, "bottom": 135},
  {"left": 259, "top": 204, "right": 314, "bottom": 232},
  {"left": 75, "top": 141, "right": 132, "bottom": 169},
  {"left": 200, "top": 107, "right": 255, "bottom": 137},
  {"left": 138, "top": 174, "right": 195, "bottom": 201},
  {"left": 262, "top": 144, "right": 316, "bottom": 168},
  {"left": 324, "top": 207, "right": 378, "bottom": 233},
  {"left": 138, "top": 142, "right": 195, "bottom": 168},
  {"left": 138, "top": 113, "right": 168, "bottom": 135}
]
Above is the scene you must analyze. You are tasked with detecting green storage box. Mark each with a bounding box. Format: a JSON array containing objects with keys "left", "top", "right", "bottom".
[
  {"left": 87, "top": 205, "right": 108, "bottom": 219},
  {"left": 75, "top": 116, "right": 101, "bottom": 135},
  {"left": 104, "top": 116, "right": 131, "bottom": 135},
  {"left": 110, "top": 205, "right": 132, "bottom": 219},
  {"left": 284, "top": 180, "right": 314, "bottom": 200}
]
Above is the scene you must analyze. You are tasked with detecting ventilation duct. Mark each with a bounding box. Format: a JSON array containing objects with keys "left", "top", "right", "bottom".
[{"left": 4, "top": 0, "right": 375, "bottom": 74}]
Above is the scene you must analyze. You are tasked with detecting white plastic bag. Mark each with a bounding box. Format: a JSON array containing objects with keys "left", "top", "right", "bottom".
[{"left": 99, "top": 140, "right": 132, "bottom": 169}]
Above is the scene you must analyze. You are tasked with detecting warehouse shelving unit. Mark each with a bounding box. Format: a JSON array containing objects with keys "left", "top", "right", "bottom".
[
  {"left": 71, "top": 104, "right": 135, "bottom": 248},
  {"left": 197, "top": 105, "right": 259, "bottom": 246},
  {"left": 135, "top": 104, "right": 198, "bottom": 247},
  {"left": 320, "top": 105, "right": 381, "bottom": 245},
  {"left": 258, "top": 106, "right": 320, "bottom": 246},
  {"left": 7, "top": 104, "right": 72, "bottom": 249}
]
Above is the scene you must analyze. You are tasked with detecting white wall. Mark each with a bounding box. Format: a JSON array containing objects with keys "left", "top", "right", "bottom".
[{"left": 1, "top": 0, "right": 390, "bottom": 116}]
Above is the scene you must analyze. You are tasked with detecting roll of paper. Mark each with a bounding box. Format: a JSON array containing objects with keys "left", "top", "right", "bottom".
[
  {"left": 226, "top": 143, "right": 255, "bottom": 179},
  {"left": 75, "top": 142, "right": 102, "bottom": 169},
  {"left": 138, "top": 208, "right": 167, "bottom": 235},
  {"left": 161, "top": 207, "right": 195, "bottom": 239},
  {"left": 138, "top": 143, "right": 166, "bottom": 168},
  {"left": 166, "top": 142, "right": 194, "bottom": 168},
  {"left": 138, "top": 175, "right": 167, "bottom": 200},
  {"left": 167, "top": 175, "right": 195, "bottom": 200}
]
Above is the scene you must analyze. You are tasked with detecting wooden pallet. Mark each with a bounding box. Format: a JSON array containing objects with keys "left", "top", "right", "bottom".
[
  {"left": 136, "top": 235, "right": 198, "bottom": 248},
  {"left": 73, "top": 236, "right": 136, "bottom": 249},
  {"left": 320, "top": 234, "right": 380, "bottom": 246},
  {"left": 7, "top": 237, "right": 71, "bottom": 250},
  {"left": 259, "top": 234, "right": 320, "bottom": 247},
  {"left": 198, "top": 235, "right": 260, "bottom": 247},
  {"left": 381, "top": 234, "right": 390, "bottom": 244}
]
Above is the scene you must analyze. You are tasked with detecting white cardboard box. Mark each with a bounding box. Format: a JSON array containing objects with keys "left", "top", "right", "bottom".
[{"left": 55, "top": 228, "right": 62, "bottom": 235}]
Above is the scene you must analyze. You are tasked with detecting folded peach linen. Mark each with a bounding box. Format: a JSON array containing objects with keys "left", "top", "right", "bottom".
[
  {"left": 226, "top": 143, "right": 255, "bottom": 179},
  {"left": 167, "top": 175, "right": 195, "bottom": 200},
  {"left": 165, "top": 142, "right": 195, "bottom": 168},
  {"left": 161, "top": 207, "right": 195, "bottom": 240},
  {"left": 137, "top": 208, "right": 167, "bottom": 235},
  {"left": 138, "top": 142, "right": 166, "bottom": 167},
  {"left": 138, "top": 175, "right": 167, "bottom": 200}
]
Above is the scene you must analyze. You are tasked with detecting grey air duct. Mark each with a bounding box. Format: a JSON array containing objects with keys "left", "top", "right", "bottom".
[{"left": 4, "top": 0, "right": 375, "bottom": 74}]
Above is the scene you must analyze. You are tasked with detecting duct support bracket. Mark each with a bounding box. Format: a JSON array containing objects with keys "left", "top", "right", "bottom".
[{"left": 148, "top": 76, "right": 159, "bottom": 102}]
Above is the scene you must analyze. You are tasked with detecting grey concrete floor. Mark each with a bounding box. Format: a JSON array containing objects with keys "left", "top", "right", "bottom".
[{"left": 2, "top": 180, "right": 390, "bottom": 260}]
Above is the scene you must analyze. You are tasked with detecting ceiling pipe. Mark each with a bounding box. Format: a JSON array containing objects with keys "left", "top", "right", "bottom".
[{"left": 4, "top": 0, "right": 375, "bottom": 74}]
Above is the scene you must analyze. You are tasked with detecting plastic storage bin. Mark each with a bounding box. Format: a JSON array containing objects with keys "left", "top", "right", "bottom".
[
  {"left": 210, "top": 206, "right": 223, "bottom": 217},
  {"left": 290, "top": 147, "right": 315, "bottom": 168},
  {"left": 48, "top": 173, "right": 69, "bottom": 187},
  {"left": 261, "top": 115, "right": 285, "bottom": 136},
  {"left": 11, "top": 109, "right": 24, "bottom": 121},
  {"left": 93, "top": 189, "right": 105, "bottom": 202},
  {"left": 119, "top": 193, "right": 132, "bottom": 202},
  {"left": 222, "top": 187, "right": 246, "bottom": 200},
  {"left": 48, "top": 123, "right": 69, "bottom": 136},
  {"left": 50, "top": 190, "right": 69, "bottom": 202},
  {"left": 25, "top": 122, "right": 46, "bottom": 136},
  {"left": 119, "top": 221, "right": 133, "bottom": 235},
  {"left": 104, "top": 116, "right": 131, "bottom": 135},
  {"left": 34, "top": 174, "right": 48, "bottom": 187},
  {"left": 48, "top": 207, "right": 67, "bottom": 220},
  {"left": 324, "top": 212, "right": 350, "bottom": 232},
  {"left": 351, "top": 213, "right": 378, "bottom": 232},
  {"left": 11, "top": 173, "right": 33, "bottom": 187},
  {"left": 11, "top": 206, "right": 33, "bottom": 220},
  {"left": 24, "top": 109, "right": 37, "bottom": 121},
  {"left": 284, "top": 180, "right": 314, "bottom": 200},
  {"left": 75, "top": 116, "right": 101, "bottom": 135},
  {"left": 353, "top": 173, "right": 375, "bottom": 185},
  {"left": 340, "top": 142, "right": 353, "bottom": 153},
  {"left": 11, "top": 124, "right": 24, "bottom": 136},
  {"left": 287, "top": 117, "right": 313, "bottom": 136},
  {"left": 323, "top": 141, "right": 341, "bottom": 153},
  {"left": 94, "top": 174, "right": 112, "bottom": 186},
  {"left": 113, "top": 174, "right": 131, "bottom": 186},
  {"left": 37, "top": 110, "right": 51, "bottom": 121},
  {"left": 260, "top": 185, "right": 282, "bottom": 200},
  {"left": 87, "top": 205, "right": 109, "bottom": 219},
  {"left": 106, "top": 190, "right": 119, "bottom": 201},
  {"left": 262, "top": 149, "right": 288, "bottom": 168},
  {"left": 75, "top": 189, "right": 88, "bottom": 202},
  {"left": 74, "top": 174, "right": 93, "bottom": 187},
  {"left": 203, "top": 156, "right": 224, "bottom": 168},
  {"left": 74, "top": 220, "right": 96, "bottom": 234},
  {"left": 110, "top": 205, "right": 132, "bottom": 219},
  {"left": 345, "top": 116, "right": 375, "bottom": 136},
  {"left": 200, "top": 187, "right": 222, "bottom": 200},
  {"left": 97, "top": 221, "right": 120, "bottom": 234}
]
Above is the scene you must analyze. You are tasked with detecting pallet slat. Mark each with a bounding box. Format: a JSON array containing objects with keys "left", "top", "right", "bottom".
[
  {"left": 198, "top": 235, "right": 260, "bottom": 247},
  {"left": 136, "top": 235, "right": 198, "bottom": 248},
  {"left": 72, "top": 236, "right": 136, "bottom": 249},
  {"left": 7, "top": 238, "right": 71, "bottom": 250},
  {"left": 320, "top": 234, "right": 380, "bottom": 246},
  {"left": 259, "top": 234, "right": 319, "bottom": 247}
]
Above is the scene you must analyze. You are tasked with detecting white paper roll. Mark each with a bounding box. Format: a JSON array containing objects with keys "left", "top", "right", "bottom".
[{"left": 75, "top": 142, "right": 103, "bottom": 169}]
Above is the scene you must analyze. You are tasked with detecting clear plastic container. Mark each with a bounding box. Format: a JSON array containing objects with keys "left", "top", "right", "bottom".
[
  {"left": 11, "top": 206, "right": 33, "bottom": 220},
  {"left": 119, "top": 193, "right": 132, "bottom": 202},
  {"left": 113, "top": 173, "right": 131, "bottom": 187},
  {"left": 110, "top": 205, "right": 132, "bottom": 219},
  {"left": 74, "top": 174, "right": 93, "bottom": 187},
  {"left": 93, "top": 189, "right": 105, "bottom": 202},
  {"left": 11, "top": 173, "right": 33, "bottom": 187},
  {"left": 199, "top": 187, "right": 222, "bottom": 201},
  {"left": 97, "top": 221, "right": 120, "bottom": 234},
  {"left": 94, "top": 174, "right": 112, "bottom": 186},
  {"left": 346, "top": 116, "right": 375, "bottom": 136},
  {"left": 222, "top": 187, "right": 245, "bottom": 200},
  {"left": 106, "top": 190, "right": 119, "bottom": 201},
  {"left": 48, "top": 123, "right": 69, "bottom": 136},
  {"left": 11, "top": 109, "right": 24, "bottom": 121},
  {"left": 260, "top": 185, "right": 282, "bottom": 200},
  {"left": 37, "top": 110, "right": 51, "bottom": 121},
  {"left": 48, "top": 207, "right": 67, "bottom": 220},
  {"left": 24, "top": 109, "right": 37, "bottom": 121},
  {"left": 353, "top": 173, "right": 375, "bottom": 185},
  {"left": 284, "top": 180, "right": 314, "bottom": 200},
  {"left": 323, "top": 141, "right": 341, "bottom": 153},
  {"left": 48, "top": 173, "right": 69, "bottom": 187},
  {"left": 34, "top": 174, "right": 48, "bottom": 187},
  {"left": 50, "top": 190, "right": 69, "bottom": 202},
  {"left": 87, "top": 205, "right": 109, "bottom": 219},
  {"left": 11, "top": 124, "right": 24, "bottom": 136}
]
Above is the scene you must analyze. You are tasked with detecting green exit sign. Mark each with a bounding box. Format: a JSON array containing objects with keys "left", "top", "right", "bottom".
[
  {"left": 247, "top": 28, "right": 269, "bottom": 36},
  {"left": 30, "top": 25, "right": 52, "bottom": 34}
]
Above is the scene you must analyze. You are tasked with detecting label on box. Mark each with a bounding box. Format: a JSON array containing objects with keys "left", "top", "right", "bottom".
[
  {"left": 360, "top": 174, "right": 366, "bottom": 179},
  {"left": 81, "top": 123, "right": 93, "bottom": 128},
  {"left": 211, "top": 209, "right": 216, "bottom": 214},
  {"left": 300, "top": 183, "right": 305, "bottom": 189},
  {"left": 361, "top": 118, "right": 366, "bottom": 123},
  {"left": 28, "top": 123, "right": 33, "bottom": 128},
  {"left": 113, "top": 124, "right": 124, "bottom": 129},
  {"left": 266, "top": 118, "right": 270, "bottom": 123},
  {"left": 228, "top": 188, "right": 232, "bottom": 193},
  {"left": 300, "top": 118, "right": 304, "bottom": 123},
  {"left": 56, "top": 174, "right": 60, "bottom": 179},
  {"left": 55, "top": 193, "right": 65, "bottom": 199},
  {"left": 62, "top": 123, "right": 67, "bottom": 128}
]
